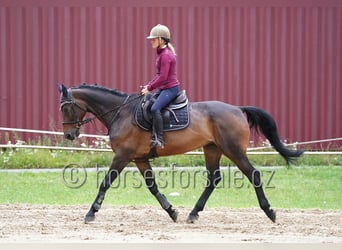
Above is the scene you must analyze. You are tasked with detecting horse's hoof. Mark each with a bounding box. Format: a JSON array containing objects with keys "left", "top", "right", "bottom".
[
  {"left": 186, "top": 213, "right": 199, "bottom": 223},
  {"left": 84, "top": 214, "right": 95, "bottom": 224},
  {"left": 267, "top": 209, "right": 276, "bottom": 223},
  {"left": 169, "top": 209, "right": 179, "bottom": 222}
]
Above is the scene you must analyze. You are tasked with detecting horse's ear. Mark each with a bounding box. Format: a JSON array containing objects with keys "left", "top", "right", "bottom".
[
  {"left": 57, "top": 84, "right": 68, "bottom": 97},
  {"left": 57, "top": 84, "right": 63, "bottom": 93}
]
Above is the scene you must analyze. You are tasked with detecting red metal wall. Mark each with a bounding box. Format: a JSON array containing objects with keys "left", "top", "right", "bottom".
[{"left": 0, "top": 0, "right": 341, "bottom": 148}]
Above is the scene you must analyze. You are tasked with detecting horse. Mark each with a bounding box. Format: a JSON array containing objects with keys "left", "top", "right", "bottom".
[{"left": 57, "top": 83, "right": 303, "bottom": 224}]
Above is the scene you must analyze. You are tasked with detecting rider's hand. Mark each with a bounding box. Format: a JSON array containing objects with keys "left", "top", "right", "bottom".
[{"left": 141, "top": 85, "right": 149, "bottom": 95}]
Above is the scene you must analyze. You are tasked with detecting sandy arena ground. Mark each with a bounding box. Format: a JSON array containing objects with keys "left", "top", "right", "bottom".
[{"left": 0, "top": 204, "right": 341, "bottom": 243}]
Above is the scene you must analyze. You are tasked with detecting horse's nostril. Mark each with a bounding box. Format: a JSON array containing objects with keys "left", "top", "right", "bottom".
[{"left": 65, "top": 133, "right": 74, "bottom": 140}]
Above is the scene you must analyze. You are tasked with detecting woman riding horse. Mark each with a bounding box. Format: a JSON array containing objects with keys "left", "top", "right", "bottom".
[
  {"left": 58, "top": 83, "right": 303, "bottom": 224},
  {"left": 141, "top": 24, "right": 180, "bottom": 149}
]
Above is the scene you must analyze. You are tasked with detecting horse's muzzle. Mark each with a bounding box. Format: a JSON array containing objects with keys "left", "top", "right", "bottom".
[{"left": 64, "top": 128, "right": 80, "bottom": 140}]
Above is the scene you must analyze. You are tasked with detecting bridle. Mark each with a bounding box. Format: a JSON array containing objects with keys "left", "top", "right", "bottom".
[
  {"left": 60, "top": 88, "right": 96, "bottom": 129},
  {"left": 60, "top": 88, "right": 142, "bottom": 129}
]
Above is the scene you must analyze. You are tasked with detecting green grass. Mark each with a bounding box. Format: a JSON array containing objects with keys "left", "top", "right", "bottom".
[
  {"left": 0, "top": 166, "right": 341, "bottom": 209},
  {"left": 0, "top": 149, "right": 113, "bottom": 169},
  {"left": 1, "top": 148, "right": 341, "bottom": 169},
  {"left": 1, "top": 133, "right": 341, "bottom": 168}
]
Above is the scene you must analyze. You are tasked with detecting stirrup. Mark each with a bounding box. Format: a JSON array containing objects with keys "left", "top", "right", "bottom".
[{"left": 150, "top": 137, "right": 165, "bottom": 149}]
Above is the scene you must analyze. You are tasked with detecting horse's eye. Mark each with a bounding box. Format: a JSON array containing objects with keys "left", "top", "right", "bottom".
[{"left": 61, "top": 105, "right": 69, "bottom": 113}]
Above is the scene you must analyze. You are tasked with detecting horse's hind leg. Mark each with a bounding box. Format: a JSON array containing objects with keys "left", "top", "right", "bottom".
[
  {"left": 135, "top": 160, "right": 178, "bottom": 222},
  {"left": 187, "top": 143, "right": 222, "bottom": 223},
  {"left": 228, "top": 152, "right": 276, "bottom": 222},
  {"left": 216, "top": 115, "right": 276, "bottom": 222}
]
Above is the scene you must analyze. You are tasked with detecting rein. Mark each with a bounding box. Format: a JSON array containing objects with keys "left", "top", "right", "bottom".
[{"left": 60, "top": 88, "right": 143, "bottom": 129}]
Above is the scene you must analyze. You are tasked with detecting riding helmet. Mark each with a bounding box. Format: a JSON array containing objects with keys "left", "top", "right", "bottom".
[{"left": 146, "top": 24, "right": 171, "bottom": 40}]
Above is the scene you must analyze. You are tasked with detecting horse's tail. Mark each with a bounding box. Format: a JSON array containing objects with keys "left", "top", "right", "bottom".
[{"left": 239, "top": 106, "right": 304, "bottom": 165}]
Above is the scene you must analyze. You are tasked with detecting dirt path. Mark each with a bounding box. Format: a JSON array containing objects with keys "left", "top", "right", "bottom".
[{"left": 0, "top": 204, "right": 341, "bottom": 243}]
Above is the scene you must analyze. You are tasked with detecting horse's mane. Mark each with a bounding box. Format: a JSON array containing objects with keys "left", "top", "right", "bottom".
[{"left": 71, "top": 83, "right": 129, "bottom": 97}]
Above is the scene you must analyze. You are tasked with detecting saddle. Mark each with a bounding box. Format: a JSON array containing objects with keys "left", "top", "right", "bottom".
[{"left": 134, "top": 90, "right": 190, "bottom": 132}]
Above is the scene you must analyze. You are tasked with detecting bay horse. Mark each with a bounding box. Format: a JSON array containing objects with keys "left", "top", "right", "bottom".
[{"left": 57, "top": 83, "right": 303, "bottom": 224}]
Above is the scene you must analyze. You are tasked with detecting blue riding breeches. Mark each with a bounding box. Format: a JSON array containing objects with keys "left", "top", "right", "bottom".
[{"left": 150, "top": 85, "right": 179, "bottom": 113}]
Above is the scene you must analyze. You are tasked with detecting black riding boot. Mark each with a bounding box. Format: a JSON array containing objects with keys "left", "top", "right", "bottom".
[{"left": 150, "top": 111, "right": 164, "bottom": 148}]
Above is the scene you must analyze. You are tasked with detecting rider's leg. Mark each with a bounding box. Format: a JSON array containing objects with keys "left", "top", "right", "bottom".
[{"left": 150, "top": 86, "right": 179, "bottom": 148}]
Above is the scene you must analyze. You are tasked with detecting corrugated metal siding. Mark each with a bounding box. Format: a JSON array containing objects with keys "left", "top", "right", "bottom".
[{"left": 0, "top": 0, "right": 341, "bottom": 148}]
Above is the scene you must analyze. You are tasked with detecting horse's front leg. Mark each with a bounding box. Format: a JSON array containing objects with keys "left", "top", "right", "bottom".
[
  {"left": 84, "top": 155, "right": 128, "bottom": 223},
  {"left": 136, "top": 160, "right": 178, "bottom": 222}
]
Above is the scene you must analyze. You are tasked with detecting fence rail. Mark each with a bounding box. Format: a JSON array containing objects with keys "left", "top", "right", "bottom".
[{"left": 1, "top": 127, "right": 341, "bottom": 155}]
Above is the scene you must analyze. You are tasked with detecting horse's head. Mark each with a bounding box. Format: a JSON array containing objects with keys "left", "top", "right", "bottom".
[{"left": 57, "top": 84, "right": 87, "bottom": 140}]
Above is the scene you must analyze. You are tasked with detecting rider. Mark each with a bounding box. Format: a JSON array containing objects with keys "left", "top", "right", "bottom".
[{"left": 141, "top": 24, "right": 180, "bottom": 149}]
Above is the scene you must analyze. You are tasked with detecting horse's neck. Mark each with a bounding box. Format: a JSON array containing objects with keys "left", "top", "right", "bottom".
[{"left": 75, "top": 89, "right": 125, "bottom": 128}]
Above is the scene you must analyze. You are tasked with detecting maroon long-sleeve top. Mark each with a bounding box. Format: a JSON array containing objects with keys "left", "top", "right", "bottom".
[{"left": 147, "top": 47, "right": 179, "bottom": 91}]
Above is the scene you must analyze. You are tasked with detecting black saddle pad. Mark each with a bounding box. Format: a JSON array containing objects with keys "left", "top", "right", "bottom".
[{"left": 135, "top": 103, "right": 190, "bottom": 132}]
